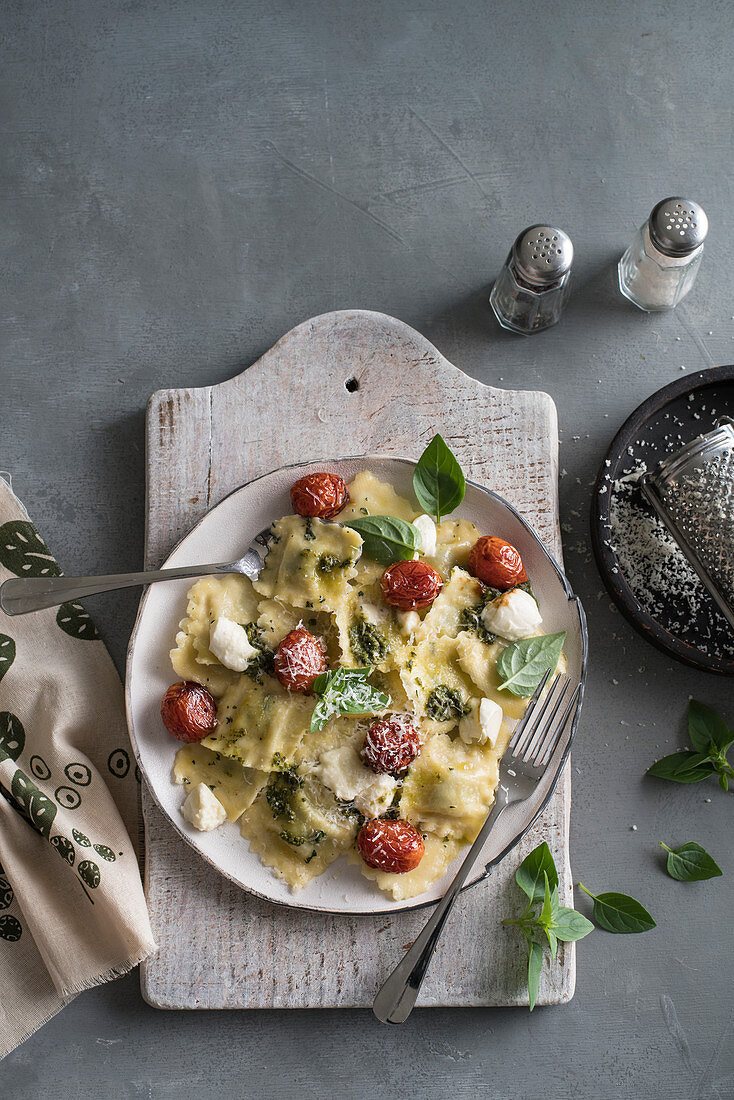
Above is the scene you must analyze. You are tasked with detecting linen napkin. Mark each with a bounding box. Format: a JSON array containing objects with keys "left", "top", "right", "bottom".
[{"left": 0, "top": 476, "right": 156, "bottom": 1059}]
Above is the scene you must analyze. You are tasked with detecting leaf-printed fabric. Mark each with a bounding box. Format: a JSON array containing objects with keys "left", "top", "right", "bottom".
[
  {"left": 0, "top": 477, "right": 156, "bottom": 1060},
  {"left": 0, "top": 521, "right": 61, "bottom": 578},
  {"left": 56, "top": 602, "right": 100, "bottom": 642}
]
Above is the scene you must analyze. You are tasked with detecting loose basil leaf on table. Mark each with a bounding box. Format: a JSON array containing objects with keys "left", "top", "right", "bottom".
[
  {"left": 548, "top": 905, "right": 596, "bottom": 943},
  {"left": 310, "top": 667, "right": 390, "bottom": 733},
  {"left": 688, "top": 699, "right": 731, "bottom": 753},
  {"left": 647, "top": 701, "right": 734, "bottom": 790},
  {"left": 647, "top": 750, "right": 717, "bottom": 784},
  {"left": 514, "top": 841, "right": 559, "bottom": 902},
  {"left": 578, "top": 884, "right": 656, "bottom": 934},
  {"left": 412, "top": 433, "right": 465, "bottom": 523},
  {"left": 526, "top": 939, "right": 544, "bottom": 1012},
  {"left": 660, "top": 841, "right": 723, "bottom": 882},
  {"left": 503, "top": 844, "right": 593, "bottom": 1011},
  {"left": 343, "top": 515, "right": 421, "bottom": 564},
  {"left": 496, "top": 632, "right": 566, "bottom": 697}
]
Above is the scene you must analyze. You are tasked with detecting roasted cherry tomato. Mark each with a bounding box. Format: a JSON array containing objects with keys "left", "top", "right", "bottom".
[
  {"left": 362, "top": 716, "right": 420, "bottom": 774},
  {"left": 290, "top": 472, "right": 349, "bottom": 519},
  {"left": 357, "top": 819, "right": 425, "bottom": 873},
  {"left": 273, "top": 627, "right": 328, "bottom": 692},
  {"left": 468, "top": 535, "right": 527, "bottom": 590},
  {"left": 161, "top": 681, "right": 218, "bottom": 742},
  {"left": 381, "top": 559, "right": 443, "bottom": 610}
]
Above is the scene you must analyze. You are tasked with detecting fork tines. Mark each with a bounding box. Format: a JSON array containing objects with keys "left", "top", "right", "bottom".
[{"left": 509, "top": 672, "right": 577, "bottom": 766}]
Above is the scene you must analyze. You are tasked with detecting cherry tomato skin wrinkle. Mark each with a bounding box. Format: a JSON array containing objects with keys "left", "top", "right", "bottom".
[
  {"left": 468, "top": 535, "right": 527, "bottom": 589},
  {"left": 290, "top": 472, "right": 349, "bottom": 519},
  {"left": 161, "top": 681, "right": 218, "bottom": 742},
  {"left": 362, "top": 717, "right": 420, "bottom": 774},
  {"left": 381, "top": 559, "right": 443, "bottom": 610},
  {"left": 357, "top": 819, "right": 425, "bottom": 873},
  {"left": 273, "top": 627, "right": 328, "bottom": 692}
]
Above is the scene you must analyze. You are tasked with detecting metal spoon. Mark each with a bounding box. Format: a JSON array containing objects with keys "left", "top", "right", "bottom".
[{"left": 0, "top": 528, "right": 274, "bottom": 616}]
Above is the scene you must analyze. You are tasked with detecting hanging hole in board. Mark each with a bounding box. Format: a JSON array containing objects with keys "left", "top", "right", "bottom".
[{"left": 345, "top": 377, "right": 360, "bottom": 393}]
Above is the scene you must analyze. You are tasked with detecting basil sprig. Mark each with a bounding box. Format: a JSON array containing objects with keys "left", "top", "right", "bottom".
[
  {"left": 310, "top": 667, "right": 390, "bottom": 733},
  {"left": 647, "top": 700, "right": 734, "bottom": 790},
  {"left": 343, "top": 515, "right": 421, "bottom": 565},
  {"left": 502, "top": 842, "right": 593, "bottom": 1010},
  {"left": 412, "top": 434, "right": 465, "bottom": 523},
  {"left": 577, "top": 884, "right": 656, "bottom": 934},
  {"left": 660, "top": 841, "right": 723, "bottom": 882},
  {"left": 496, "top": 632, "right": 566, "bottom": 697}
]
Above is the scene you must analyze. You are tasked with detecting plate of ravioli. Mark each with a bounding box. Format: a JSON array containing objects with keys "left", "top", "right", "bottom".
[{"left": 126, "top": 438, "right": 587, "bottom": 914}]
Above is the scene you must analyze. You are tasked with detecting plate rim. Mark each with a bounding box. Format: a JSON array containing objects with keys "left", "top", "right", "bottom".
[
  {"left": 127, "top": 454, "right": 588, "bottom": 915},
  {"left": 590, "top": 363, "right": 734, "bottom": 676}
]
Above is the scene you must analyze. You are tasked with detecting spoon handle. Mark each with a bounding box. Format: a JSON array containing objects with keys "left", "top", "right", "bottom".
[{"left": 0, "top": 563, "right": 225, "bottom": 615}]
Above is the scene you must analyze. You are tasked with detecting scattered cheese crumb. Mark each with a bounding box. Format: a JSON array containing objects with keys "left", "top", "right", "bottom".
[
  {"left": 209, "top": 617, "right": 259, "bottom": 671},
  {"left": 313, "top": 746, "right": 397, "bottom": 819},
  {"left": 181, "top": 783, "right": 227, "bottom": 831},
  {"left": 459, "top": 698, "right": 503, "bottom": 747},
  {"left": 482, "top": 588, "right": 542, "bottom": 641},
  {"left": 413, "top": 514, "right": 437, "bottom": 557}
]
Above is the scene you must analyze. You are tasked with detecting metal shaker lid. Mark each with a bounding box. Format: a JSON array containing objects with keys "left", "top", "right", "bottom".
[
  {"left": 512, "top": 225, "right": 573, "bottom": 286},
  {"left": 649, "top": 197, "right": 708, "bottom": 257}
]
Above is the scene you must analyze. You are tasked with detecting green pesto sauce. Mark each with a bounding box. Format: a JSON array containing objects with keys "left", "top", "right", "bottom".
[
  {"left": 425, "top": 684, "right": 470, "bottom": 722},
  {"left": 458, "top": 604, "right": 496, "bottom": 645},
  {"left": 279, "top": 828, "right": 325, "bottom": 848},
  {"left": 348, "top": 616, "right": 390, "bottom": 665},
  {"left": 240, "top": 622, "right": 275, "bottom": 682},
  {"left": 317, "top": 553, "right": 353, "bottom": 574},
  {"left": 265, "top": 768, "right": 303, "bottom": 823}
]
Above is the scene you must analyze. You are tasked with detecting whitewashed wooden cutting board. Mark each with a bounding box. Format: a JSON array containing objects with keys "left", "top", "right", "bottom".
[{"left": 140, "top": 309, "right": 574, "bottom": 1009}]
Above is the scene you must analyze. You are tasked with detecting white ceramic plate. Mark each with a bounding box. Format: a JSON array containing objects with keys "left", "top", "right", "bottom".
[{"left": 126, "top": 456, "right": 587, "bottom": 914}]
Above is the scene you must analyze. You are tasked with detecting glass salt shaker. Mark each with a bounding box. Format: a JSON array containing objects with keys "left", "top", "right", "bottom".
[
  {"left": 618, "top": 197, "right": 708, "bottom": 312},
  {"left": 490, "top": 225, "right": 573, "bottom": 334}
]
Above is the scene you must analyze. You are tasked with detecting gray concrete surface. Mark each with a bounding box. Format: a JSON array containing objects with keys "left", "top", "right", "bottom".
[{"left": 2, "top": 1, "right": 733, "bottom": 1097}]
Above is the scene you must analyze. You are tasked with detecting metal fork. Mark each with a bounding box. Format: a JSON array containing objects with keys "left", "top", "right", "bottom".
[
  {"left": 372, "top": 671, "right": 580, "bottom": 1025},
  {"left": 0, "top": 528, "right": 275, "bottom": 615}
]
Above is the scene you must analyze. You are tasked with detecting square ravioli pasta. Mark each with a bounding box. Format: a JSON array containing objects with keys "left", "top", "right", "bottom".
[
  {"left": 240, "top": 774, "right": 361, "bottom": 889},
  {"left": 254, "top": 515, "right": 362, "bottom": 613},
  {"left": 164, "top": 466, "right": 563, "bottom": 901}
]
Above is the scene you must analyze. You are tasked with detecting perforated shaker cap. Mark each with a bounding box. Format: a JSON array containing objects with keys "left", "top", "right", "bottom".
[
  {"left": 649, "top": 197, "right": 708, "bottom": 257},
  {"left": 512, "top": 225, "right": 573, "bottom": 286}
]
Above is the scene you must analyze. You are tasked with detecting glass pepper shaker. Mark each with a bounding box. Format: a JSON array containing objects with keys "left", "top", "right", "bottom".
[
  {"left": 618, "top": 197, "right": 708, "bottom": 312},
  {"left": 490, "top": 225, "right": 573, "bottom": 334}
]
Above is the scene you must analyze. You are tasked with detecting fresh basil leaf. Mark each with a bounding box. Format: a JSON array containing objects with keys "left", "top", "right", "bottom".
[
  {"left": 647, "top": 750, "right": 715, "bottom": 784},
  {"left": 343, "top": 515, "right": 421, "bottom": 565},
  {"left": 310, "top": 667, "right": 390, "bottom": 733},
  {"left": 496, "top": 633, "right": 566, "bottom": 697},
  {"left": 545, "top": 926, "right": 558, "bottom": 960},
  {"left": 412, "top": 434, "right": 465, "bottom": 523},
  {"left": 549, "top": 906, "right": 595, "bottom": 942},
  {"left": 515, "top": 841, "right": 559, "bottom": 902},
  {"left": 578, "top": 885, "right": 656, "bottom": 934},
  {"left": 688, "top": 700, "right": 730, "bottom": 753},
  {"left": 313, "top": 667, "right": 369, "bottom": 694},
  {"left": 540, "top": 873, "right": 553, "bottom": 926},
  {"left": 660, "top": 841, "right": 723, "bottom": 882},
  {"left": 527, "top": 939, "right": 543, "bottom": 1012}
]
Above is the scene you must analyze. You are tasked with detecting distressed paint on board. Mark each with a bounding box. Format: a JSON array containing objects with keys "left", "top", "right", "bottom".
[{"left": 140, "top": 309, "right": 574, "bottom": 1008}]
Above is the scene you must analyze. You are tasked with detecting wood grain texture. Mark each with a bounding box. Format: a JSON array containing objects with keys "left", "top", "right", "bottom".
[{"left": 140, "top": 309, "right": 573, "bottom": 1009}]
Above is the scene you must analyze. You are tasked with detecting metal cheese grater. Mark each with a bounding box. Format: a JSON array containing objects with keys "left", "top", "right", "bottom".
[{"left": 640, "top": 420, "right": 734, "bottom": 631}]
